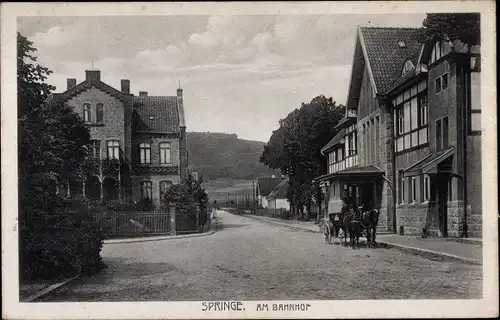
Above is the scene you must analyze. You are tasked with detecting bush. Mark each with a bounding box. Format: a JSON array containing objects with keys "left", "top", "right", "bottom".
[{"left": 19, "top": 198, "right": 105, "bottom": 281}]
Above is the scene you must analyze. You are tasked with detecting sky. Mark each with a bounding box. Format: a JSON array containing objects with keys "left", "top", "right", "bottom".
[{"left": 18, "top": 14, "right": 426, "bottom": 142}]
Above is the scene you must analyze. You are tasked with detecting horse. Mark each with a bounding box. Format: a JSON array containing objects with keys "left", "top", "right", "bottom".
[
  {"left": 331, "top": 209, "right": 360, "bottom": 247},
  {"left": 360, "top": 208, "right": 379, "bottom": 247}
]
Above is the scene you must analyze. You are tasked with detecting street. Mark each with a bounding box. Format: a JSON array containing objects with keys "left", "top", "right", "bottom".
[{"left": 45, "top": 210, "right": 482, "bottom": 301}]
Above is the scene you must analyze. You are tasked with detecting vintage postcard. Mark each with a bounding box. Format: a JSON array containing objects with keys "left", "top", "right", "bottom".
[{"left": 1, "top": 1, "right": 498, "bottom": 319}]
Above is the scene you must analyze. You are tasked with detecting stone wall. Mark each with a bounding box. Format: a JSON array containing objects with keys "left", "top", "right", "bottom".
[{"left": 396, "top": 202, "right": 439, "bottom": 236}]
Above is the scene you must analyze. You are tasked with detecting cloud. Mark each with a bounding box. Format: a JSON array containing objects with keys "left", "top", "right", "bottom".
[
  {"left": 31, "top": 25, "right": 78, "bottom": 47},
  {"left": 20, "top": 14, "right": 426, "bottom": 141}
]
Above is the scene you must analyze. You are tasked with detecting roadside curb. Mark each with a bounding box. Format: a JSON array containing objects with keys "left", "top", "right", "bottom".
[
  {"left": 104, "top": 230, "right": 216, "bottom": 244},
  {"left": 24, "top": 275, "right": 83, "bottom": 302},
  {"left": 242, "top": 214, "right": 320, "bottom": 233},
  {"left": 377, "top": 242, "right": 482, "bottom": 265},
  {"left": 242, "top": 214, "right": 481, "bottom": 265},
  {"left": 445, "top": 237, "right": 483, "bottom": 246}
]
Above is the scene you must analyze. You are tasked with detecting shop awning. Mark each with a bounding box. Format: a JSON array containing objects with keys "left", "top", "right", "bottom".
[
  {"left": 315, "top": 165, "right": 384, "bottom": 184},
  {"left": 403, "top": 147, "right": 456, "bottom": 177}
]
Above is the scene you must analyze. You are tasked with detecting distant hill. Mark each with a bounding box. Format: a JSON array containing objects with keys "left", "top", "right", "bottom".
[{"left": 186, "top": 132, "right": 280, "bottom": 181}]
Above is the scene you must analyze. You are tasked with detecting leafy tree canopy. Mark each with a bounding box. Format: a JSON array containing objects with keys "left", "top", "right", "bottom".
[
  {"left": 260, "top": 95, "right": 345, "bottom": 220},
  {"left": 418, "top": 13, "right": 480, "bottom": 46}
]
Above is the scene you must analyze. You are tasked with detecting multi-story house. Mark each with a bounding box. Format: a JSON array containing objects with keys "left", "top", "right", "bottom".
[
  {"left": 48, "top": 70, "right": 188, "bottom": 206},
  {"left": 316, "top": 26, "right": 481, "bottom": 238}
]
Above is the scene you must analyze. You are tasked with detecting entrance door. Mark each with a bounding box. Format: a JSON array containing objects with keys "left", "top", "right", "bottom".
[
  {"left": 437, "top": 174, "right": 448, "bottom": 237},
  {"left": 360, "top": 183, "right": 374, "bottom": 210}
]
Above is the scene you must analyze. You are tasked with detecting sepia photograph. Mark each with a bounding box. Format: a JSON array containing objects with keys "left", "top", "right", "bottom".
[{"left": 1, "top": 1, "right": 498, "bottom": 319}]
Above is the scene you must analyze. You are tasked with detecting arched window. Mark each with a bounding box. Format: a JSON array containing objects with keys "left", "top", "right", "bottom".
[
  {"left": 159, "top": 142, "right": 172, "bottom": 164},
  {"left": 402, "top": 60, "right": 414, "bottom": 76},
  {"left": 141, "top": 181, "right": 152, "bottom": 200},
  {"left": 139, "top": 142, "right": 151, "bottom": 164}
]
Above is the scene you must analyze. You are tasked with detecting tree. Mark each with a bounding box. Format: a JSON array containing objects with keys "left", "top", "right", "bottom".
[
  {"left": 260, "top": 95, "right": 345, "bottom": 221},
  {"left": 162, "top": 174, "right": 209, "bottom": 230},
  {"left": 18, "top": 33, "right": 103, "bottom": 280},
  {"left": 418, "top": 13, "right": 480, "bottom": 46}
]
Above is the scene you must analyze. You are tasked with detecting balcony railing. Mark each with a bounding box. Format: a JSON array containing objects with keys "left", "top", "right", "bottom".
[{"left": 328, "top": 154, "right": 358, "bottom": 174}]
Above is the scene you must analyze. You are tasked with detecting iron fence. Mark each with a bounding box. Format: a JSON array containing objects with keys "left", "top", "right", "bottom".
[{"left": 93, "top": 210, "right": 170, "bottom": 237}]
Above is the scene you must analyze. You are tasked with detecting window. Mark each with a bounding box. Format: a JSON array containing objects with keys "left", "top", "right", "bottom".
[
  {"left": 393, "top": 85, "right": 429, "bottom": 153},
  {"left": 139, "top": 142, "right": 151, "bottom": 164},
  {"left": 107, "top": 140, "right": 120, "bottom": 159},
  {"left": 418, "top": 94, "right": 428, "bottom": 126},
  {"left": 96, "top": 103, "right": 104, "bottom": 123},
  {"left": 402, "top": 60, "right": 414, "bottom": 75},
  {"left": 398, "top": 171, "right": 405, "bottom": 204},
  {"left": 423, "top": 175, "right": 430, "bottom": 201},
  {"left": 436, "top": 117, "right": 449, "bottom": 151},
  {"left": 442, "top": 73, "right": 448, "bottom": 90},
  {"left": 332, "top": 183, "right": 336, "bottom": 197},
  {"left": 435, "top": 77, "right": 442, "bottom": 93},
  {"left": 442, "top": 117, "right": 449, "bottom": 149},
  {"left": 469, "top": 64, "right": 481, "bottom": 134},
  {"left": 396, "top": 108, "right": 404, "bottom": 135},
  {"left": 436, "top": 118, "right": 442, "bottom": 151},
  {"left": 410, "top": 177, "right": 417, "bottom": 203},
  {"left": 159, "top": 181, "right": 173, "bottom": 198},
  {"left": 436, "top": 73, "right": 448, "bottom": 93},
  {"left": 159, "top": 142, "right": 172, "bottom": 164},
  {"left": 83, "top": 103, "right": 91, "bottom": 122},
  {"left": 140, "top": 181, "right": 152, "bottom": 200},
  {"left": 89, "top": 140, "right": 101, "bottom": 159}
]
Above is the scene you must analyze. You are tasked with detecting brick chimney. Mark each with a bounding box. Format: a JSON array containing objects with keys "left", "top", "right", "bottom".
[
  {"left": 121, "top": 79, "right": 130, "bottom": 94},
  {"left": 85, "top": 70, "right": 100, "bottom": 84},
  {"left": 139, "top": 91, "right": 148, "bottom": 97},
  {"left": 67, "top": 78, "right": 76, "bottom": 90}
]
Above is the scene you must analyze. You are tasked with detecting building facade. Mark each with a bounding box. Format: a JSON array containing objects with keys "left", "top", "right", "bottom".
[
  {"left": 256, "top": 176, "right": 286, "bottom": 208},
  {"left": 48, "top": 70, "right": 188, "bottom": 206},
  {"left": 316, "top": 27, "right": 482, "bottom": 238}
]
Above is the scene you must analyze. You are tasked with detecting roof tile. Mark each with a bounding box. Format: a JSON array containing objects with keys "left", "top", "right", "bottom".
[
  {"left": 257, "top": 177, "right": 286, "bottom": 196},
  {"left": 133, "top": 96, "right": 180, "bottom": 132},
  {"left": 360, "top": 27, "right": 423, "bottom": 94}
]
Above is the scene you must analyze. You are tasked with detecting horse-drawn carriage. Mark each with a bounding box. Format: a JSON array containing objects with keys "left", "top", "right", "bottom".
[{"left": 320, "top": 205, "right": 379, "bottom": 249}]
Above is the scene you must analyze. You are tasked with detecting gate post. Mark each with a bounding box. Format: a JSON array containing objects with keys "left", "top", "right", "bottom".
[
  {"left": 170, "top": 205, "right": 176, "bottom": 236},
  {"left": 196, "top": 206, "right": 200, "bottom": 232}
]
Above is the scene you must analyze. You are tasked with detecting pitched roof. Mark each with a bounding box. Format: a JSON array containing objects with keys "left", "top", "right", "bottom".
[
  {"left": 321, "top": 128, "right": 346, "bottom": 154},
  {"left": 133, "top": 96, "right": 180, "bottom": 132},
  {"left": 268, "top": 178, "right": 289, "bottom": 199},
  {"left": 403, "top": 147, "right": 455, "bottom": 177},
  {"left": 335, "top": 116, "right": 356, "bottom": 129},
  {"left": 47, "top": 79, "right": 130, "bottom": 105},
  {"left": 358, "top": 27, "right": 423, "bottom": 94},
  {"left": 257, "top": 177, "right": 285, "bottom": 197}
]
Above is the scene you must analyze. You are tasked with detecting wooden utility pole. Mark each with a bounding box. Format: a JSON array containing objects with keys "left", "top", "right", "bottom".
[{"left": 252, "top": 180, "right": 256, "bottom": 214}]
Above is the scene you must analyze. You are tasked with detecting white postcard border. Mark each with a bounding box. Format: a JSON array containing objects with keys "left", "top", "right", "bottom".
[{"left": 1, "top": 1, "right": 498, "bottom": 319}]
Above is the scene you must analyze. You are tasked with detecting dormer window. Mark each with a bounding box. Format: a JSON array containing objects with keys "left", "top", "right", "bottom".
[
  {"left": 398, "top": 41, "right": 406, "bottom": 48},
  {"left": 402, "top": 60, "right": 415, "bottom": 76}
]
